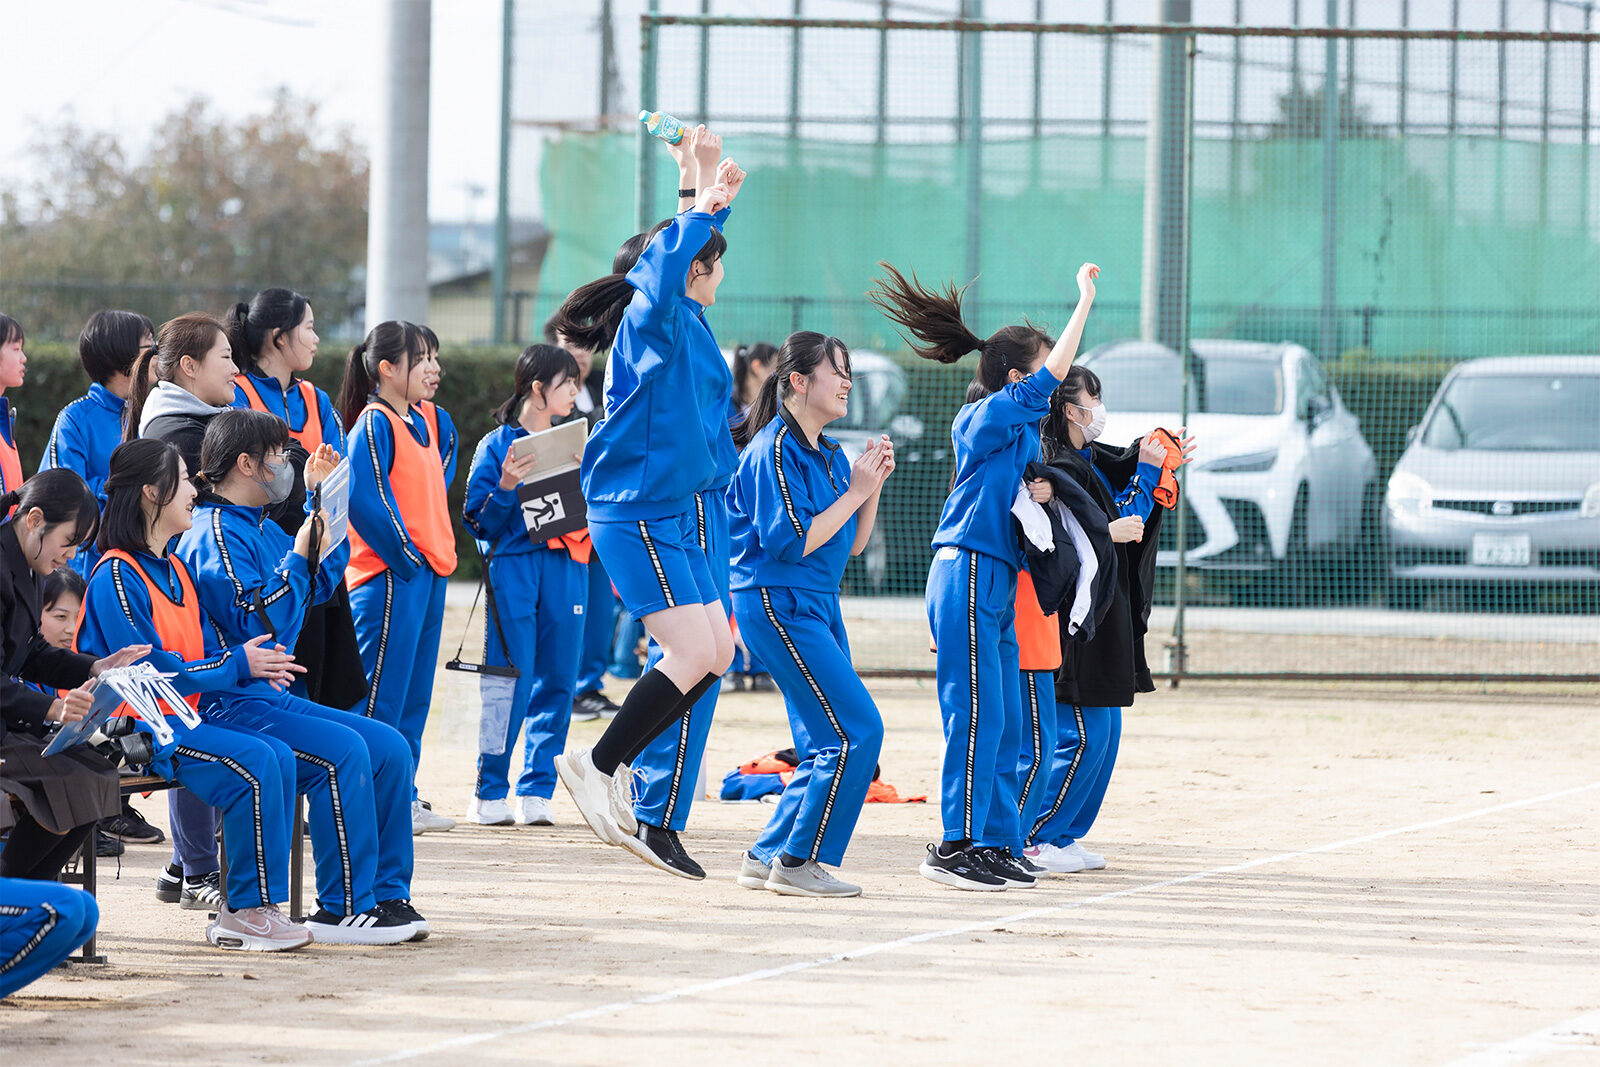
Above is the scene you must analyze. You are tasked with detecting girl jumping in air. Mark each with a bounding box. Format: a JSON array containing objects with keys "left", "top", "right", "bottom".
[{"left": 868, "top": 259, "right": 1099, "bottom": 892}]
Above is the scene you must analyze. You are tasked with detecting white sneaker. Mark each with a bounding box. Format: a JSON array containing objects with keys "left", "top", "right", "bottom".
[
  {"left": 466, "top": 797, "right": 513, "bottom": 826},
  {"left": 608, "top": 761, "right": 641, "bottom": 837},
  {"left": 411, "top": 799, "right": 456, "bottom": 834},
  {"left": 555, "top": 747, "right": 622, "bottom": 845},
  {"left": 1061, "top": 840, "right": 1106, "bottom": 870},
  {"left": 516, "top": 796, "right": 554, "bottom": 826},
  {"left": 1024, "top": 843, "right": 1087, "bottom": 874}
]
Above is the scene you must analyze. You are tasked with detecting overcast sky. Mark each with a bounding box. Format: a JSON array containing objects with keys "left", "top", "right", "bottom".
[{"left": 1, "top": 0, "right": 1584, "bottom": 224}]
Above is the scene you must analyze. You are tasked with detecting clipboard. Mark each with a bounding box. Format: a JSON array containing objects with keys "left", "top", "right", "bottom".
[
  {"left": 40, "top": 684, "right": 125, "bottom": 757},
  {"left": 509, "top": 421, "right": 587, "bottom": 482},
  {"left": 315, "top": 458, "right": 352, "bottom": 553}
]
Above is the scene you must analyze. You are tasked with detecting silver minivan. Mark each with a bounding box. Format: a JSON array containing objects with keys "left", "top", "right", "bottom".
[{"left": 1383, "top": 355, "right": 1600, "bottom": 604}]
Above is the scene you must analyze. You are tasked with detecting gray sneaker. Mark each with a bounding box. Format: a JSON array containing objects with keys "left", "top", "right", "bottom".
[
  {"left": 765, "top": 859, "right": 861, "bottom": 898},
  {"left": 736, "top": 851, "right": 772, "bottom": 890}
]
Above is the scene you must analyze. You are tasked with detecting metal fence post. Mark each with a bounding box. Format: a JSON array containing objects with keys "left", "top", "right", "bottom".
[
  {"left": 638, "top": 2, "right": 660, "bottom": 233},
  {"left": 492, "top": 0, "right": 513, "bottom": 345},
  {"left": 1320, "top": 1, "right": 1340, "bottom": 363},
  {"left": 960, "top": 0, "right": 983, "bottom": 312}
]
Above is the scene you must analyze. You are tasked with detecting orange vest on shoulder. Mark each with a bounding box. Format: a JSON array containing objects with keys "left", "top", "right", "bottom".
[
  {"left": 1014, "top": 569, "right": 1062, "bottom": 672},
  {"left": 235, "top": 375, "right": 326, "bottom": 452},
  {"left": 0, "top": 406, "right": 21, "bottom": 501},
  {"left": 346, "top": 401, "right": 458, "bottom": 589},
  {"left": 81, "top": 550, "right": 204, "bottom": 716}
]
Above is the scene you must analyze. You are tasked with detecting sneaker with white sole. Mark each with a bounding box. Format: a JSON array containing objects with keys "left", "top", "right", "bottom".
[
  {"left": 736, "top": 851, "right": 772, "bottom": 890},
  {"left": 411, "top": 799, "right": 456, "bottom": 835},
  {"left": 1061, "top": 840, "right": 1106, "bottom": 870},
  {"left": 206, "top": 905, "right": 312, "bottom": 952},
  {"left": 466, "top": 797, "right": 513, "bottom": 826},
  {"left": 155, "top": 862, "right": 183, "bottom": 904},
  {"left": 765, "top": 860, "right": 861, "bottom": 898},
  {"left": 608, "top": 761, "right": 641, "bottom": 837},
  {"left": 516, "top": 795, "right": 555, "bottom": 826},
  {"left": 1023, "top": 843, "right": 1087, "bottom": 874},
  {"left": 620, "top": 823, "right": 706, "bottom": 880},
  {"left": 976, "top": 847, "right": 1037, "bottom": 888},
  {"left": 378, "top": 899, "right": 430, "bottom": 942},
  {"left": 555, "top": 747, "right": 622, "bottom": 845},
  {"left": 180, "top": 870, "right": 225, "bottom": 910},
  {"left": 919, "top": 843, "right": 1007, "bottom": 892},
  {"left": 304, "top": 906, "right": 415, "bottom": 945}
]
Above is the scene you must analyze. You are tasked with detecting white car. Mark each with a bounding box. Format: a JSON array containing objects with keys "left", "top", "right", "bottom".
[{"left": 1079, "top": 340, "right": 1378, "bottom": 592}]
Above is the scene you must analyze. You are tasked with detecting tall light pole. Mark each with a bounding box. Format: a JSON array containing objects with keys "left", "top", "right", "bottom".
[{"left": 367, "top": 0, "right": 432, "bottom": 328}]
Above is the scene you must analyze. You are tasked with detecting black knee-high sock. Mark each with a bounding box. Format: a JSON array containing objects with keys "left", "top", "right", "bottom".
[
  {"left": 591, "top": 668, "right": 686, "bottom": 774},
  {"left": 623, "top": 672, "right": 720, "bottom": 765}
]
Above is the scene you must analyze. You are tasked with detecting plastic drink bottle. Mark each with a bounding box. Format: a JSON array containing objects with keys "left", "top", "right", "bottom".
[{"left": 639, "top": 110, "right": 688, "bottom": 145}]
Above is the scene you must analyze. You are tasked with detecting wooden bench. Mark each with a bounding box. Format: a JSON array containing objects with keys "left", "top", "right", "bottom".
[{"left": 62, "top": 776, "right": 307, "bottom": 964}]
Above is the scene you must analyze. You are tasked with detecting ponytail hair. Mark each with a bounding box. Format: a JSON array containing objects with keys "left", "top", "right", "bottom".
[
  {"left": 0, "top": 469, "right": 99, "bottom": 550},
  {"left": 124, "top": 312, "right": 229, "bottom": 442},
  {"left": 225, "top": 288, "right": 310, "bottom": 377},
  {"left": 99, "top": 439, "right": 184, "bottom": 554},
  {"left": 733, "top": 341, "right": 778, "bottom": 408},
  {"left": 868, "top": 262, "right": 1053, "bottom": 393},
  {"left": 734, "top": 331, "right": 852, "bottom": 449},
  {"left": 547, "top": 217, "right": 678, "bottom": 353},
  {"left": 493, "top": 344, "right": 581, "bottom": 425},
  {"left": 337, "top": 320, "right": 423, "bottom": 431},
  {"left": 1041, "top": 365, "right": 1104, "bottom": 461}
]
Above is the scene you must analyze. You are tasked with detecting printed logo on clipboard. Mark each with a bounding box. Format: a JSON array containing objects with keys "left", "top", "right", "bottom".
[{"left": 512, "top": 421, "right": 587, "bottom": 543}]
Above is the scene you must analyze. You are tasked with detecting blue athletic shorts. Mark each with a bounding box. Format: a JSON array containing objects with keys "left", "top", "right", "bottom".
[{"left": 590, "top": 509, "right": 720, "bottom": 620}]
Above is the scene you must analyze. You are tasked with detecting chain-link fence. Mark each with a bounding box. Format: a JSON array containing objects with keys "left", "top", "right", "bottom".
[{"left": 548, "top": 11, "right": 1599, "bottom": 681}]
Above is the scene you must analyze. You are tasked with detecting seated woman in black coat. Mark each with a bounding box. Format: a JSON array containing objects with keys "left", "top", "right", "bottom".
[{"left": 1, "top": 470, "right": 148, "bottom": 880}]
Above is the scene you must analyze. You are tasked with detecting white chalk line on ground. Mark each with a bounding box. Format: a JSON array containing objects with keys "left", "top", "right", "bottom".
[
  {"left": 1443, "top": 1009, "right": 1600, "bottom": 1065},
  {"left": 351, "top": 780, "right": 1600, "bottom": 1065}
]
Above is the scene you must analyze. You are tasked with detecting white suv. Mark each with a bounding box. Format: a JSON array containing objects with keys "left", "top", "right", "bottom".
[{"left": 1080, "top": 340, "right": 1377, "bottom": 591}]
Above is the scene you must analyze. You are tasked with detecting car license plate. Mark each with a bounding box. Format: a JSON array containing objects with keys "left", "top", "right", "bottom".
[{"left": 1470, "top": 533, "right": 1532, "bottom": 567}]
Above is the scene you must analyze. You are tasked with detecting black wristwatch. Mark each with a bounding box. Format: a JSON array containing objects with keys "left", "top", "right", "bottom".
[{"left": 678, "top": 187, "right": 696, "bottom": 199}]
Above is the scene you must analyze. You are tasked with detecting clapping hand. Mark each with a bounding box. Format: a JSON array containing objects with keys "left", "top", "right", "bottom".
[{"left": 304, "top": 444, "right": 341, "bottom": 491}]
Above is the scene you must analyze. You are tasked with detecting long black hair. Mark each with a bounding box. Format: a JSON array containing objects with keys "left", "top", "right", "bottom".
[
  {"left": 0, "top": 313, "right": 23, "bottom": 348},
  {"left": 225, "top": 288, "right": 311, "bottom": 377},
  {"left": 0, "top": 469, "right": 99, "bottom": 550},
  {"left": 733, "top": 341, "right": 778, "bottom": 407},
  {"left": 197, "top": 409, "right": 290, "bottom": 495},
  {"left": 99, "top": 438, "right": 184, "bottom": 554},
  {"left": 548, "top": 218, "right": 723, "bottom": 353},
  {"left": 1041, "top": 366, "right": 1105, "bottom": 461},
  {"left": 494, "top": 344, "right": 581, "bottom": 425},
  {"left": 338, "top": 320, "right": 424, "bottom": 432},
  {"left": 734, "top": 331, "right": 852, "bottom": 448},
  {"left": 867, "top": 263, "right": 1053, "bottom": 394},
  {"left": 79, "top": 309, "right": 155, "bottom": 386}
]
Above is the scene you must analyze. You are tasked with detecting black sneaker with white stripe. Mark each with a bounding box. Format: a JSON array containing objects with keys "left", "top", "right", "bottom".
[
  {"left": 155, "top": 861, "right": 183, "bottom": 904},
  {"left": 976, "top": 847, "right": 1037, "bottom": 888},
  {"left": 919, "top": 843, "right": 1008, "bottom": 892},
  {"left": 573, "top": 690, "right": 620, "bottom": 721},
  {"left": 304, "top": 906, "right": 416, "bottom": 945},
  {"left": 180, "top": 870, "right": 225, "bottom": 910},
  {"left": 621, "top": 823, "right": 707, "bottom": 880}
]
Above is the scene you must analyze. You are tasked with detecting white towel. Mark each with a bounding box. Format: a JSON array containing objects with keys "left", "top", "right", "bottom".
[
  {"left": 1012, "top": 484, "right": 1055, "bottom": 553},
  {"left": 1055, "top": 504, "right": 1099, "bottom": 636}
]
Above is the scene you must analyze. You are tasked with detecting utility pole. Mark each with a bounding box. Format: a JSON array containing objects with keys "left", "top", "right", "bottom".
[
  {"left": 492, "top": 0, "right": 513, "bottom": 343},
  {"left": 367, "top": 0, "right": 432, "bottom": 327}
]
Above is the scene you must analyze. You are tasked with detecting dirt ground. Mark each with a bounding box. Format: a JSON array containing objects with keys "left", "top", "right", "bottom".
[{"left": 4, "top": 656, "right": 1598, "bottom": 1064}]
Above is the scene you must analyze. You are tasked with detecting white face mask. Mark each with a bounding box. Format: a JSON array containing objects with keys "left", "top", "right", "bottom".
[{"left": 1077, "top": 402, "right": 1107, "bottom": 444}]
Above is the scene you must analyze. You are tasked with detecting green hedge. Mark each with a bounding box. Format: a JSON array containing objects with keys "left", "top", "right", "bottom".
[
  {"left": 7, "top": 343, "right": 1453, "bottom": 593},
  {"left": 9, "top": 343, "right": 524, "bottom": 580}
]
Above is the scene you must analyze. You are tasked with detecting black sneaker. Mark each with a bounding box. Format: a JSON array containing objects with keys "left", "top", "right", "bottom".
[
  {"left": 573, "top": 690, "right": 620, "bottom": 721},
  {"left": 155, "top": 861, "right": 183, "bottom": 903},
  {"left": 918, "top": 843, "right": 1007, "bottom": 892},
  {"left": 976, "top": 847, "right": 1037, "bottom": 888},
  {"left": 1014, "top": 852, "right": 1050, "bottom": 879},
  {"left": 304, "top": 906, "right": 414, "bottom": 945},
  {"left": 378, "top": 899, "right": 430, "bottom": 942},
  {"left": 746, "top": 672, "right": 778, "bottom": 693},
  {"left": 95, "top": 829, "right": 125, "bottom": 858},
  {"left": 180, "top": 870, "right": 225, "bottom": 910},
  {"left": 104, "top": 799, "right": 166, "bottom": 844},
  {"left": 620, "top": 823, "right": 707, "bottom": 880}
]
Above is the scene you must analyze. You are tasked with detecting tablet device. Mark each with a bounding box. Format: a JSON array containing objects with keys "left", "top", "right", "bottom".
[{"left": 509, "top": 421, "right": 588, "bottom": 483}]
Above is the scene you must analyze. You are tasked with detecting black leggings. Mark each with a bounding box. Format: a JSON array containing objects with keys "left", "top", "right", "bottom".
[{"left": 0, "top": 813, "right": 95, "bottom": 881}]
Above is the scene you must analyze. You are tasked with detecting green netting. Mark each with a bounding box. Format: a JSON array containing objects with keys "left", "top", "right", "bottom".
[{"left": 531, "top": 20, "right": 1600, "bottom": 680}]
